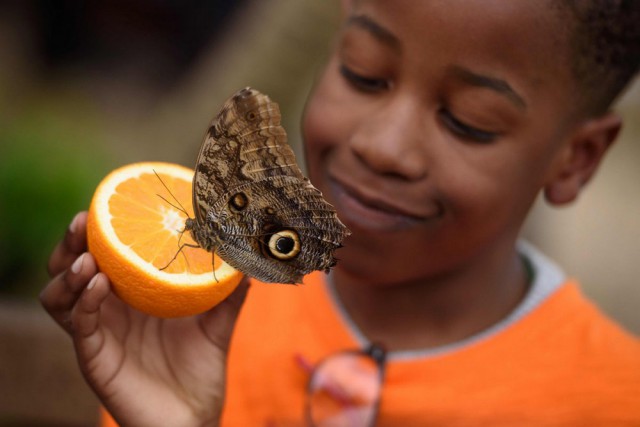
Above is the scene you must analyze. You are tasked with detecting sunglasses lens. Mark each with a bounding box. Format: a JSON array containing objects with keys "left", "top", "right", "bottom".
[{"left": 308, "top": 352, "right": 382, "bottom": 427}]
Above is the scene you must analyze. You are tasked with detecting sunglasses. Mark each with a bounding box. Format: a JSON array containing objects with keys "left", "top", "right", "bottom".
[{"left": 301, "top": 344, "right": 387, "bottom": 427}]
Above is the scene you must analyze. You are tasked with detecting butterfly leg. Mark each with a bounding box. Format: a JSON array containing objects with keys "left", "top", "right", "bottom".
[
  {"left": 159, "top": 242, "right": 201, "bottom": 271},
  {"left": 212, "top": 253, "right": 219, "bottom": 283}
]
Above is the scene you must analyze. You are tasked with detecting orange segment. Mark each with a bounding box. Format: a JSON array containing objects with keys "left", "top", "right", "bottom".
[{"left": 86, "top": 162, "right": 242, "bottom": 318}]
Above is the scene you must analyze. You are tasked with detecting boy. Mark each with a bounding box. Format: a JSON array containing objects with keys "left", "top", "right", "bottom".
[{"left": 41, "top": 0, "right": 639, "bottom": 426}]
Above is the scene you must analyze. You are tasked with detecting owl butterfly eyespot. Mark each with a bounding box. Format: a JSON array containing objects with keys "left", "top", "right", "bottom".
[{"left": 184, "top": 87, "right": 350, "bottom": 284}]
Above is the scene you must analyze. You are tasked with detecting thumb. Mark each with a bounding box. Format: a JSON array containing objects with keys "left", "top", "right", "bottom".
[{"left": 198, "top": 277, "right": 250, "bottom": 351}]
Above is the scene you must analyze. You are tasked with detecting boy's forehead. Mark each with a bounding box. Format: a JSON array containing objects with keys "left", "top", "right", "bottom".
[
  {"left": 344, "top": 0, "right": 572, "bottom": 89},
  {"left": 349, "top": 0, "right": 559, "bottom": 32},
  {"left": 348, "top": 0, "right": 564, "bottom": 38}
]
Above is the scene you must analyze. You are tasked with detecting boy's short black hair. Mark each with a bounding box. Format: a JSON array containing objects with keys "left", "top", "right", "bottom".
[{"left": 556, "top": 0, "right": 640, "bottom": 116}]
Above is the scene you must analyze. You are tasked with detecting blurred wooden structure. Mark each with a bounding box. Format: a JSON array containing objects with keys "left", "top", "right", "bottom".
[{"left": 0, "top": 299, "right": 99, "bottom": 426}]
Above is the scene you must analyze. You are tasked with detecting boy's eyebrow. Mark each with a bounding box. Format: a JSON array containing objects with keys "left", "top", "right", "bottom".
[
  {"left": 346, "top": 14, "right": 400, "bottom": 50},
  {"left": 344, "top": 15, "right": 526, "bottom": 110},
  {"left": 451, "top": 66, "right": 527, "bottom": 110}
]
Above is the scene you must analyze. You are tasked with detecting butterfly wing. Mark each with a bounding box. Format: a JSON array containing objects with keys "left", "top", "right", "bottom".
[{"left": 192, "top": 87, "right": 349, "bottom": 284}]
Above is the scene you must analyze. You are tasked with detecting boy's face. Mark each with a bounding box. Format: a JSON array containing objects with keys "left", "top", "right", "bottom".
[{"left": 302, "top": 0, "right": 581, "bottom": 284}]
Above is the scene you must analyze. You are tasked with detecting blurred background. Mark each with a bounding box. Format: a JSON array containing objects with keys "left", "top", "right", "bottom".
[{"left": 0, "top": 0, "right": 637, "bottom": 425}]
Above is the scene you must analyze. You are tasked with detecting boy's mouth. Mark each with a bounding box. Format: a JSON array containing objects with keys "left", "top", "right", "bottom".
[{"left": 328, "top": 176, "right": 440, "bottom": 232}]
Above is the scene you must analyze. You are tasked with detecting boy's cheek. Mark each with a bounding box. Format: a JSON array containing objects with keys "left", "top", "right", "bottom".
[{"left": 302, "top": 95, "right": 342, "bottom": 155}]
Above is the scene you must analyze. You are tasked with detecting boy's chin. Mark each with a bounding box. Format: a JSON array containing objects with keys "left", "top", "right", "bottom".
[{"left": 332, "top": 235, "right": 422, "bottom": 286}]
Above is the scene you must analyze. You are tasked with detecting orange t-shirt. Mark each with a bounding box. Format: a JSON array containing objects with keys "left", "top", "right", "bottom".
[
  {"left": 101, "top": 272, "right": 640, "bottom": 426},
  {"left": 221, "top": 272, "right": 640, "bottom": 426}
]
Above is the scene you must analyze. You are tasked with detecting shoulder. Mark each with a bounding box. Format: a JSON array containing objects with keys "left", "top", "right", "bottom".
[
  {"left": 547, "top": 284, "right": 640, "bottom": 419},
  {"left": 516, "top": 242, "right": 640, "bottom": 385},
  {"left": 554, "top": 282, "right": 640, "bottom": 359},
  {"left": 517, "top": 275, "right": 640, "bottom": 412},
  {"left": 519, "top": 240, "right": 639, "bottom": 351}
]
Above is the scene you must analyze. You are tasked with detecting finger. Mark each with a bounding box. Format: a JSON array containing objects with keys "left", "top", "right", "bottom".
[
  {"left": 47, "top": 212, "right": 89, "bottom": 277},
  {"left": 40, "top": 252, "right": 100, "bottom": 333},
  {"left": 198, "top": 277, "right": 250, "bottom": 351},
  {"left": 71, "top": 273, "right": 112, "bottom": 361}
]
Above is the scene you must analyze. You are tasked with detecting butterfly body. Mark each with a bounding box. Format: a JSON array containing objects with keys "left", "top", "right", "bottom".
[{"left": 186, "top": 87, "right": 350, "bottom": 284}]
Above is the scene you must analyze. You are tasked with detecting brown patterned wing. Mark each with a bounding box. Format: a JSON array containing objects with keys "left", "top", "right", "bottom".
[
  {"left": 190, "top": 87, "right": 349, "bottom": 284},
  {"left": 192, "top": 88, "right": 301, "bottom": 223}
]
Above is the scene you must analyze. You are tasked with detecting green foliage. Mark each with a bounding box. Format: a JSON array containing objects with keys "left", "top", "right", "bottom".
[{"left": 0, "top": 111, "right": 112, "bottom": 298}]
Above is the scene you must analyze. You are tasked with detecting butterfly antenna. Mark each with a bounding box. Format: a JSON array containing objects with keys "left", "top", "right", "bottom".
[{"left": 153, "top": 169, "right": 190, "bottom": 217}]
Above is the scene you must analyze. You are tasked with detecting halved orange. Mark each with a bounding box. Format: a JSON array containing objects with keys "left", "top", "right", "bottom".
[{"left": 86, "top": 162, "right": 242, "bottom": 318}]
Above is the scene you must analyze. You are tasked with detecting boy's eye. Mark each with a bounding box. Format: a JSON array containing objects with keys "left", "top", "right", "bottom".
[
  {"left": 439, "top": 109, "right": 498, "bottom": 143},
  {"left": 340, "top": 65, "right": 389, "bottom": 92}
]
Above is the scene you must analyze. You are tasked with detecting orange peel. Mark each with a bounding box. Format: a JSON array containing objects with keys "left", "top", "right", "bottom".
[{"left": 86, "top": 162, "right": 242, "bottom": 318}]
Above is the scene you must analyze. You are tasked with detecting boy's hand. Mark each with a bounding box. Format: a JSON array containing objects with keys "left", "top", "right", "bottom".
[{"left": 40, "top": 212, "right": 249, "bottom": 427}]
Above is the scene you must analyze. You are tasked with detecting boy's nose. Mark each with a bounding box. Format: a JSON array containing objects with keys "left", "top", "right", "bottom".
[{"left": 348, "top": 99, "right": 427, "bottom": 181}]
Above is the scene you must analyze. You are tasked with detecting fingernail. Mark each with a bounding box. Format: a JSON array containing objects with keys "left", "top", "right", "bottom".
[
  {"left": 69, "top": 213, "right": 82, "bottom": 234},
  {"left": 70, "top": 253, "right": 85, "bottom": 274},
  {"left": 87, "top": 274, "right": 99, "bottom": 290}
]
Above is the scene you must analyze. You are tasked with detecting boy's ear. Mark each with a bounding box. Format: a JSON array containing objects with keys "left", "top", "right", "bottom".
[{"left": 544, "top": 112, "right": 622, "bottom": 205}]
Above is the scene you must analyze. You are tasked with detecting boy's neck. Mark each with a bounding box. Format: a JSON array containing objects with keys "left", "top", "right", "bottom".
[{"left": 332, "top": 243, "right": 529, "bottom": 352}]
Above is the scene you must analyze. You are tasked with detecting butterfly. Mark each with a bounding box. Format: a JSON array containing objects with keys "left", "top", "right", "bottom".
[{"left": 185, "top": 87, "right": 350, "bottom": 284}]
